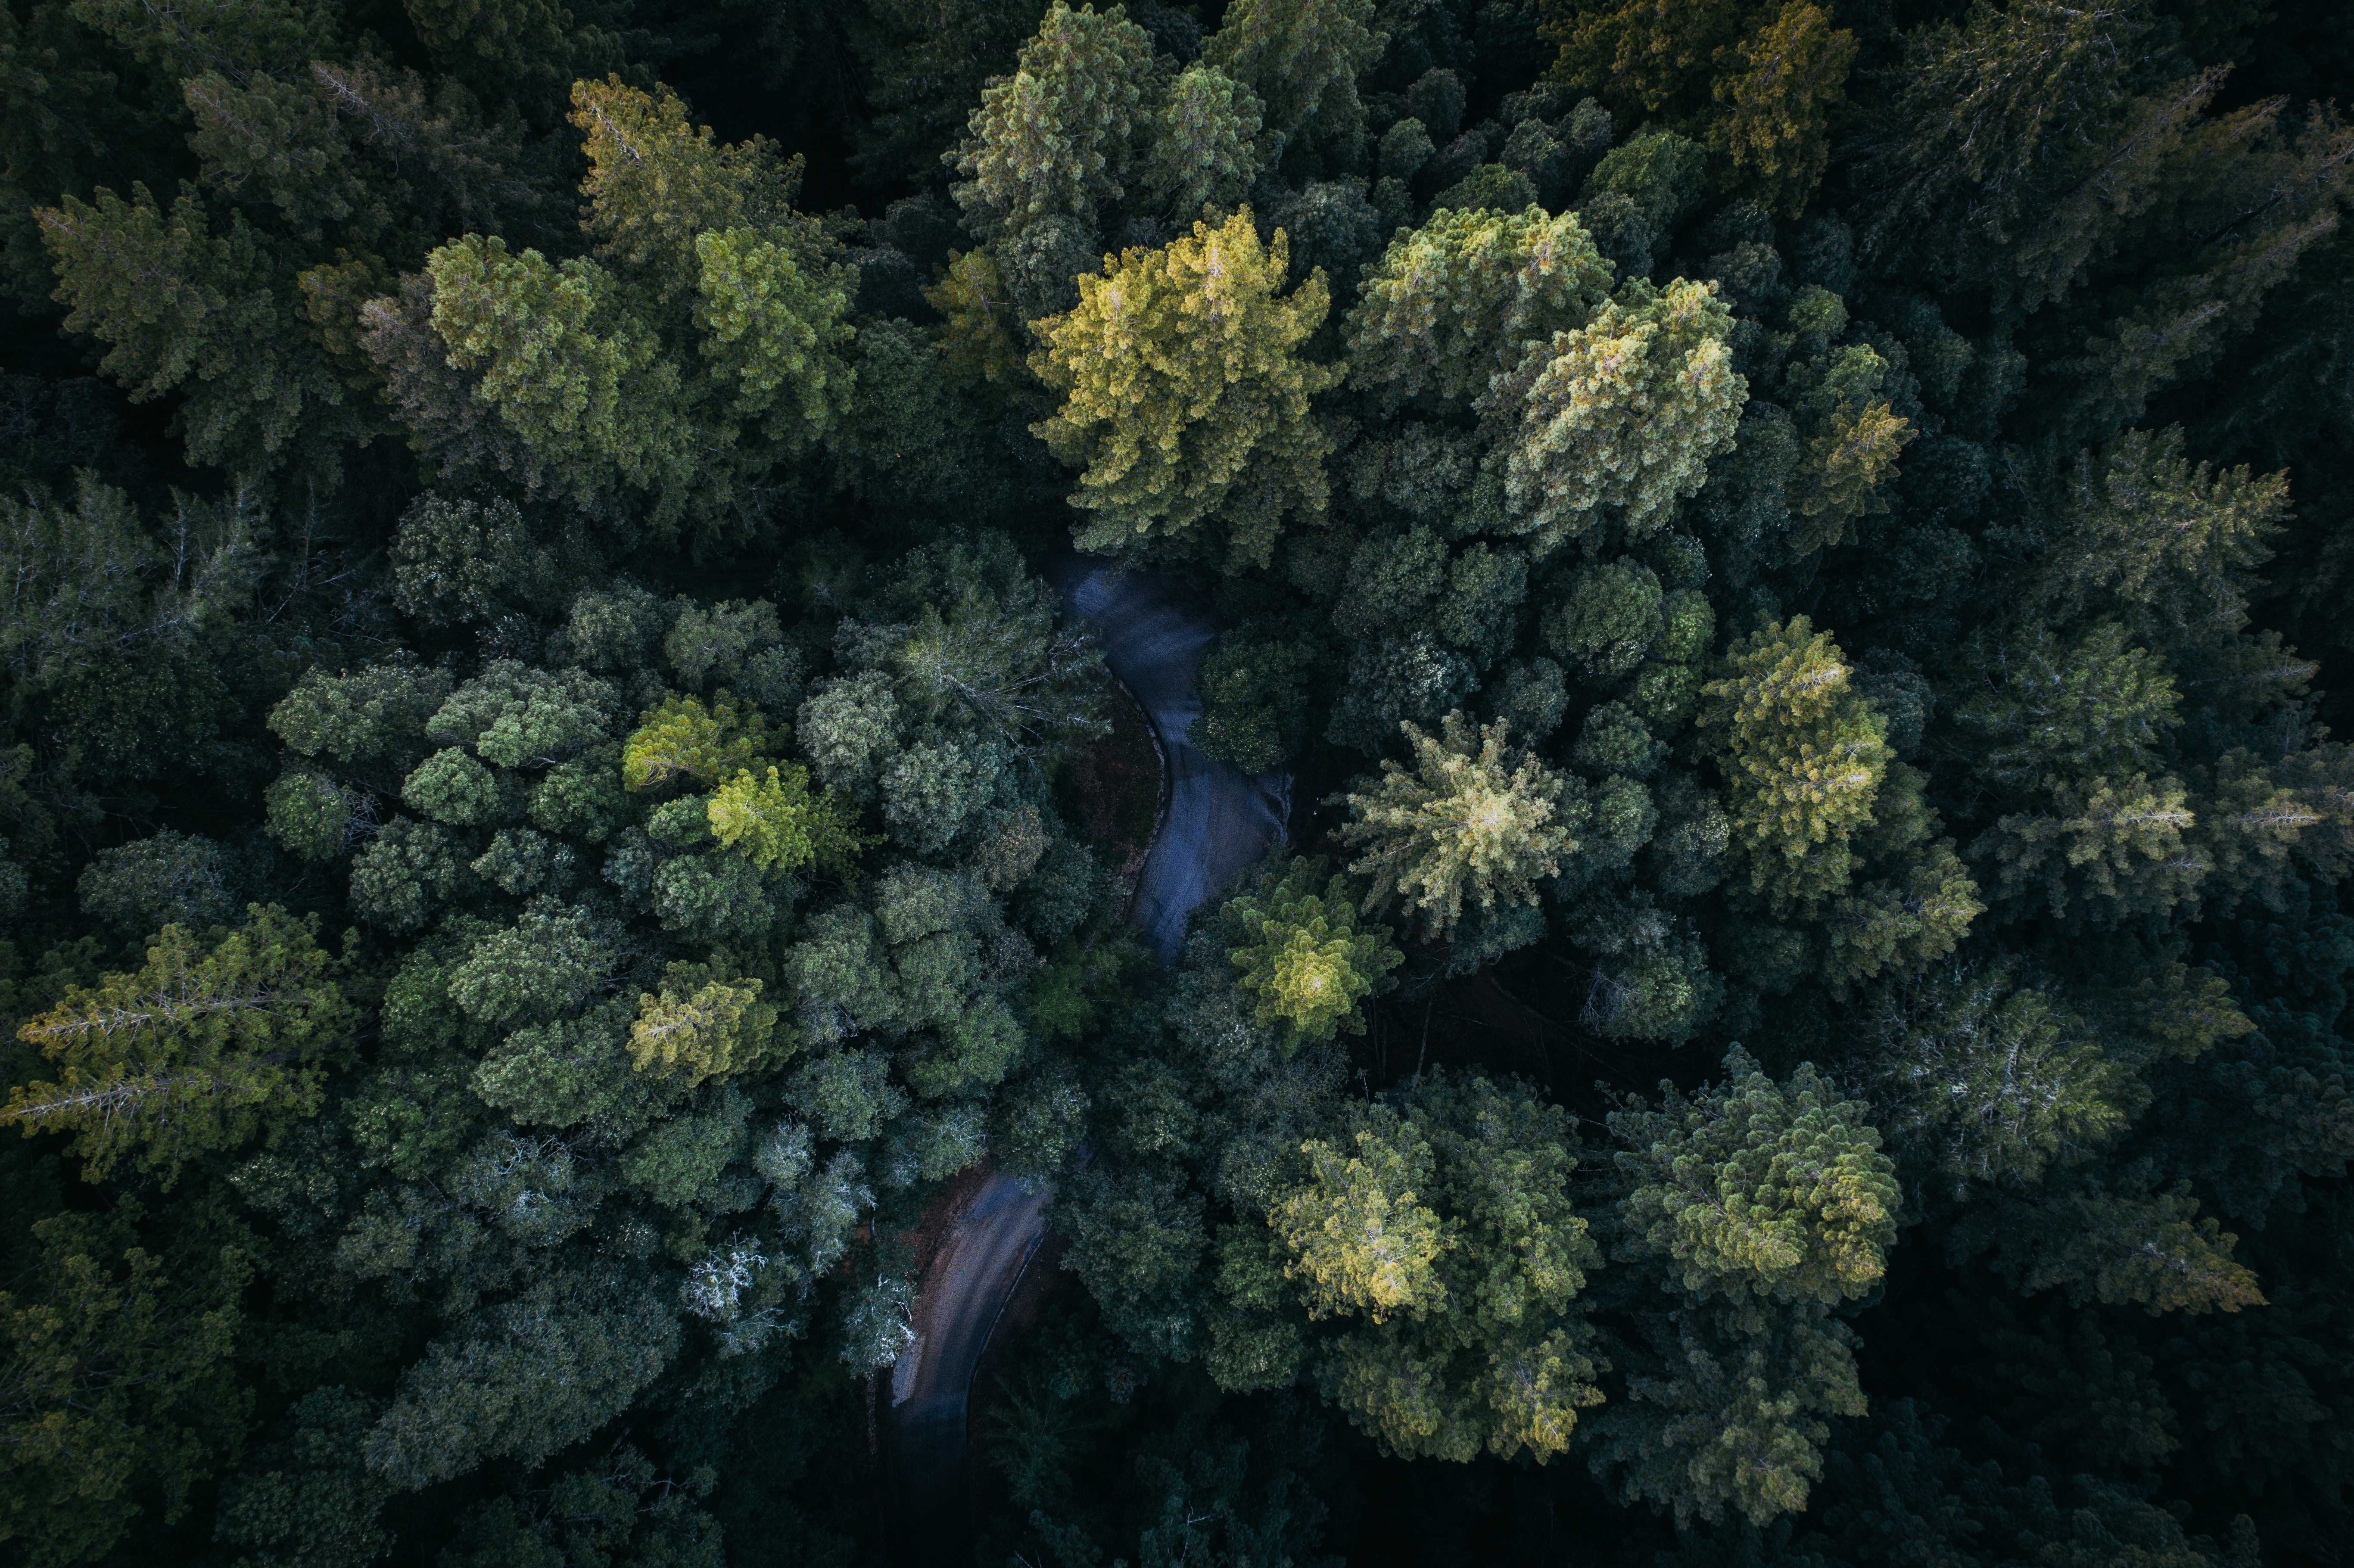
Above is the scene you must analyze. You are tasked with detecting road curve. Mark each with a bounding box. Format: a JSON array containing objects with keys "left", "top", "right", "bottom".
[{"left": 881, "top": 560, "right": 1290, "bottom": 1562}]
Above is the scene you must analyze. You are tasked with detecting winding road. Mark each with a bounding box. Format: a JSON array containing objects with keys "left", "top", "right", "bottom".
[{"left": 881, "top": 561, "right": 1291, "bottom": 1562}]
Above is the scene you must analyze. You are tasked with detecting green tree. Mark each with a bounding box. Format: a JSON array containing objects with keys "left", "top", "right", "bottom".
[
  {"left": 622, "top": 692, "right": 777, "bottom": 793},
  {"left": 5, "top": 908, "right": 354, "bottom": 1185},
  {"left": 37, "top": 182, "right": 358, "bottom": 478},
  {"left": 1140, "top": 63, "right": 1267, "bottom": 221},
  {"left": 1344, "top": 204, "right": 1614, "bottom": 414},
  {"left": 1713, "top": 2, "right": 1857, "bottom": 216},
  {"left": 1482, "top": 277, "right": 1748, "bottom": 548},
  {"left": 627, "top": 968, "right": 782, "bottom": 1086},
  {"left": 1223, "top": 857, "right": 1401, "bottom": 1047},
  {"left": 423, "top": 233, "right": 686, "bottom": 501},
  {"left": 1595, "top": 1048, "right": 1899, "bottom": 1525},
  {"left": 1336, "top": 711, "right": 1577, "bottom": 939},
  {"left": 947, "top": 1, "right": 1156, "bottom": 244},
  {"left": 1030, "top": 208, "right": 1340, "bottom": 569},
  {"left": 0, "top": 1201, "right": 254, "bottom": 1567},
  {"left": 1204, "top": 0, "right": 1385, "bottom": 149},
  {"left": 1240, "top": 1071, "right": 1603, "bottom": 1463},
  {"left": 706, "top": 764, "right": 863, "bottom": 873},
  {"left": 1698, "top": 616, "right": 1891, "bottom": 912}
]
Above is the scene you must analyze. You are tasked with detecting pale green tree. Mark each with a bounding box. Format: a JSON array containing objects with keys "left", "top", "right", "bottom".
[
  {"left": 627, "top": 969, "right": 782, "bottom": 1086},
  {"left": 1336, "top": 711, "right": 1577, "bottom": 939},
  {"left": 1223, "top": 857, "right": 1402, "bottom": 1047},
  {"left": 1344, "top": 205, "right": 1614, "bottom": 413},
  {"left": 706, "top": 764, "right": 863, "bottom": 873},
  {"left": 1482, "top": 278, "right": 1748, "bottom": 548}
]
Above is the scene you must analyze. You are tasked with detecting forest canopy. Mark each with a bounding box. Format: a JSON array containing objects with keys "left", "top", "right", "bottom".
[{"left": 3, "top": 0, "right": 2352, "bottom": 1565}]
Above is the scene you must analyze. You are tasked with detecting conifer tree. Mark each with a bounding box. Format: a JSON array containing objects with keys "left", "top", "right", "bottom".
[
  {"left": 1482, "top": 277, "right": 1749, "bottom": 547},
  {"left": 1336, "top": 712, "right": 1576, "bottom": 939},
  {"left": 1234, "top": 1071, "right": 1604, "bottom": 1463},
  {"left": 1344, "top": 204, "right": 1614, "bottom": 413},
  {"left": 1029, "top": 208, "right": 1340, "bottom": 569},
  {"left": 5, "top": 907, "right": 355, "bottom": 1184},
  {"left": 1699, "top": 616, "right": 1891, "bottom": 912},
  {"left": 947, "top": 1, "right": 1158, "bottom": 246},
  {"left": 1224, "top": 856, "right": 1402, "bottom": 1047},
  {"left": 1203, "top": 0, "right": 1386, "bottom": 148},
  {"left": 1595, "top": 1049, "right": 1899, "bottom": 1525}
]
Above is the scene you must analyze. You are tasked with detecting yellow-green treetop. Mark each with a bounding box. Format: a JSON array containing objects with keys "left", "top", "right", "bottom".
[
  {"left": 4, "top": 908, "right": 355, "bottom": 1185},
  {"left": 1029, "top": 208, "right": 1341, "bottom": 570},
  {"left": 1224, "top": 857, "right": 1403, "bottom": 1047},
  {"left": 1699, "top": 616, "right": 1892, "bottom": 912}
]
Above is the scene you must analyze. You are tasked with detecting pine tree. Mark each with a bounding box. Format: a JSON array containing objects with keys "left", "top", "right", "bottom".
[
  {"left": 1202, "top": 0, "right": 1386, "bottom": 148},
  {"left": 621, "top": 692, "right": 777, "bottom": 793},
  {"left": 1594, "top": 1048, "right": 1899, "bottom": 1525},
  {"left": 627, "top": 968, "right": 782, "bottom": 1085},
  {"left": 1029, "top": 208, "right": 1340, "bottom": 569},
  {"left": 1336, "top": 711, "right": 1577, "bottom": 940},
  {"left": 705, "top": 764, "right": 862, "bottom": 873},
  {"left": 1139, "top": 62, "right": 1267, "bottom": 222},
  {"left": 4, "top": 907, "right": 356, "bottom": 1184},
  {"left": 1481, "top": 277, "right": 1749, "bottom": 548},
  {"left": 947, "top": 1, "right": 1157, "bottom": 246},
  {"left": 1344, "top": 204, "right": 1614, "bottom": 413},
  {"left": 37, "top": 181, "right": 358, "bottom": 479},
  {"left": 1223, "top": 856, "right": 1401, "bottom": 1047},
  {"left": 1241, "top": 1071, "right": 1604, "bottom": 1463},
  {"left": 1699, "top": 616, "right": 1891, "bottom": 912},
  {"left": 1713, "top": 2, "right": 1856, "bottom": 217}
]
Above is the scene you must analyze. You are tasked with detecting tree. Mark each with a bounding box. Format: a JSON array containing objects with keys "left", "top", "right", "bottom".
[
  {"left": 569, "top": 74, "right": 806, "bottom": 296},
  {"left": 1140, "top": 63, "right": 1267, "bottom": 221},
  {"left": 1223, "top": 857, "right": 1401, "bottom": 1047},
  {"left": 706, "top": 764, "right": 863, "bottom": 873},
  {"left": 628, "top": 968, "right": 782, "bottom": 1086},
  {"left": 1541, "top": 0, "right": 1753, "bottom": 122},
  {"left": 364, "top": 1270, "right": 681, "bottom": 1489},
  {"left": 1594, "top": 1048, "right": 1899, "bottom": 1525},
  {"left": 36, "top": 181, "right": 359, "bottom": 479},
  {"left": 1239, "top": 1071, "right": 1603, "bottom": 1462},
  {"left": 1336, "top": 712, "right": 1577, "bottom": 940},
  {"left": 1344, "top": 205, "right": 1614, "bottom": 413},
  {"left": 947, "top": 1, "right": 1157, "bottom": 245},
  {"left": 622, "top": 692, "right": 778, "bottom": 793},
  {"left": 1482, "top": 277, "right": 1748, "bottom": 548},
  {"left": 1030, "top": 208, "right": 1341, "bottom": 569},
  {"left": 0, "top": 1201, "right": 254, "bottom": 1567},
  {"left": 1202, "top": 0, "right": 1385, "bottom": 148},
  {"left": 423, "top": 233, "right": 686, "bottom": 501},
  {"left": 5, "top": 908, "right": 355, "bottom": 1185},
  {"left": 1858, "top": 961, "right": 2131, "bottom": 1195},
  {"left": 1698, "top": 616, "right": 1891, "bottom": 912},
  {"left": 1714, "top": 3, "right": 1856, "bottom": 216}
]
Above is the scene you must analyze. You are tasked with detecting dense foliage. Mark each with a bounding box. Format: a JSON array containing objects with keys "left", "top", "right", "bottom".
[{"left": 4, "top": 0, "right": 2352, "bottom": 1564}]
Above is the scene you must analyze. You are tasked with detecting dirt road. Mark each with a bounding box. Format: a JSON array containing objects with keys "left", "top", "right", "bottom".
[{"left": 881, "top": 560, "right": 1289, "bottom": 1561}]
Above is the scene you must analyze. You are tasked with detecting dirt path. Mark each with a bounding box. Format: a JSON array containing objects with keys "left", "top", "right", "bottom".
[{"left": 881, "top": 561, "right": 1289, "bottom": 1562}]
